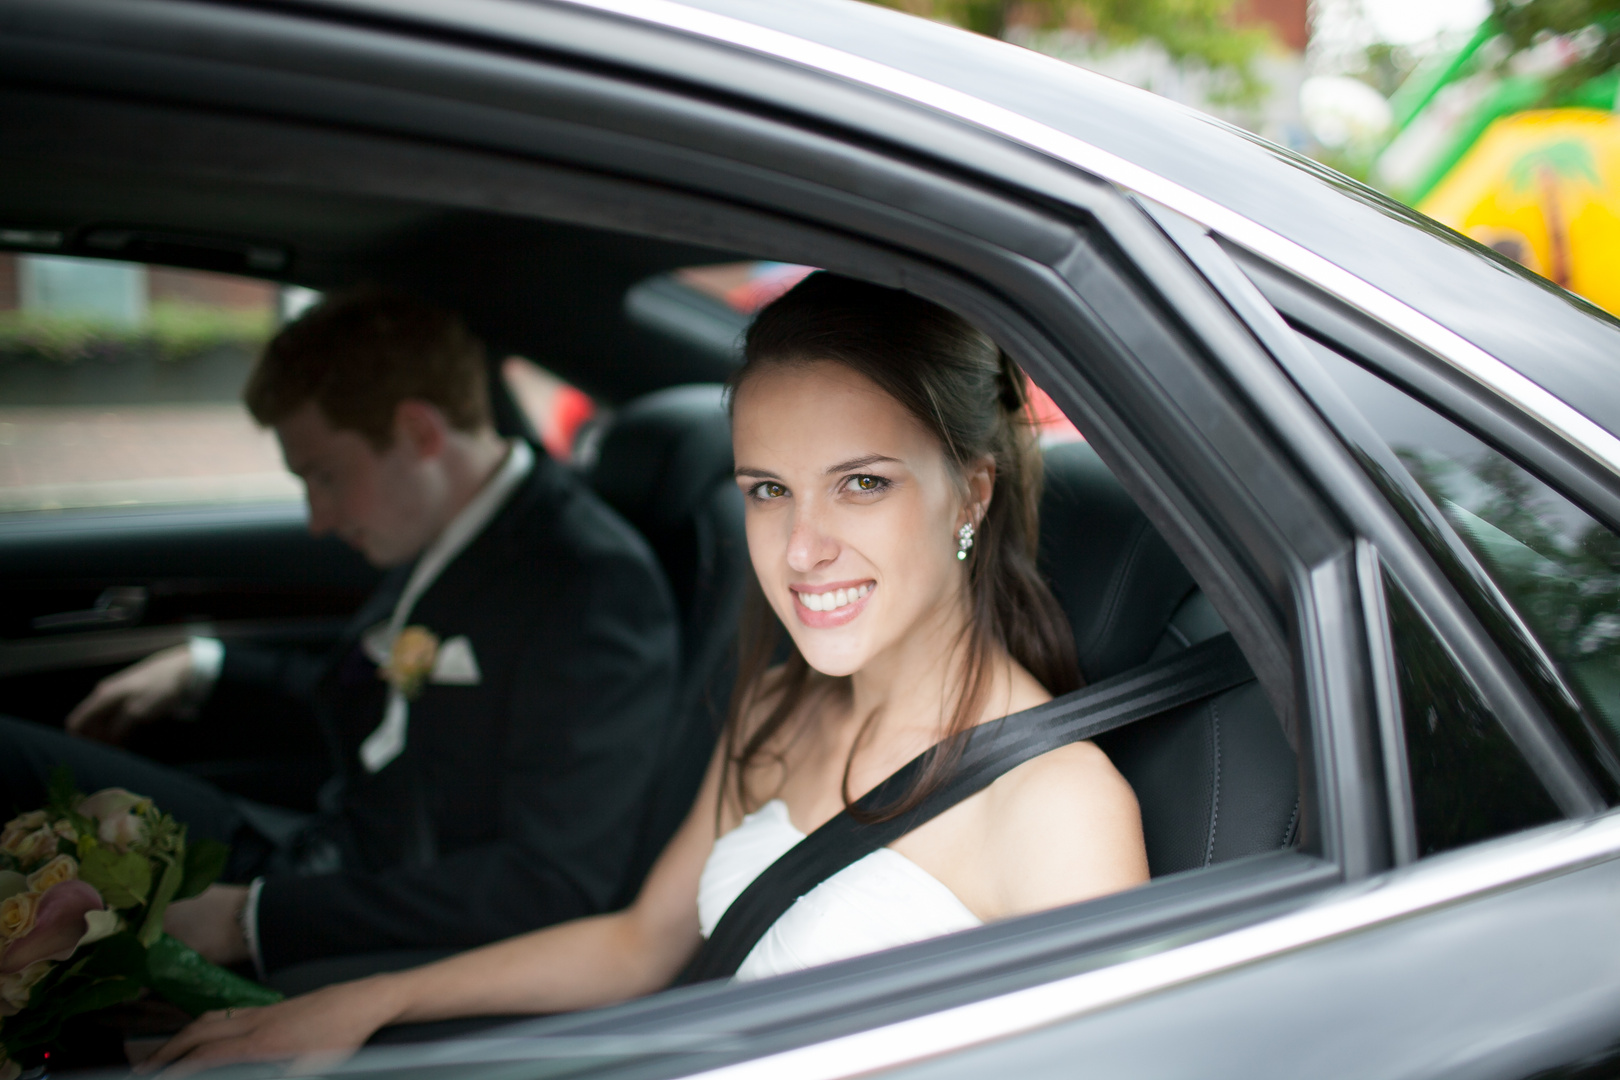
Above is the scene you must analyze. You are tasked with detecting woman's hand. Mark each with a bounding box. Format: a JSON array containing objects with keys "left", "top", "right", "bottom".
[
  {"left": 141, "top": 979, "right": 402, "bottom": 1077},
  {"left": 138, "top": 741, "right": 725, "bottom": 1075}
]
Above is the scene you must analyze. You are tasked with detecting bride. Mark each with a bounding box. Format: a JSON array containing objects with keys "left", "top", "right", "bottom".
[{"left": 150, "top": 273, "right": 1149, "bottom": 1069}]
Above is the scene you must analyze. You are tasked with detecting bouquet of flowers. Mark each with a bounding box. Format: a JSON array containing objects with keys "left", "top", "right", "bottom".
[{"left": 0, "top": 770, "right": 280, "bottom": 1075}]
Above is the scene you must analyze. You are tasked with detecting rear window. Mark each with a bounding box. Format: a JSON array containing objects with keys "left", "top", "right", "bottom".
[{"left": 0, "top": 254, "right": 303, "bottom": 514}]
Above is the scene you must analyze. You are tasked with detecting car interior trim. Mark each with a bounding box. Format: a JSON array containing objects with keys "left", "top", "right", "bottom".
[
  {"left": 671, "top": 811, "right": 1620, "bottom": 1080},
  {"left": 543, "top": 0, "right": 1620, "bottom": 484}
]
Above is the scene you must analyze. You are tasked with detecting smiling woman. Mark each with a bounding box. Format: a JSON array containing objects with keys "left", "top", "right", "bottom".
[{"left": 724, "top": 272, "right": 1085, "bottom": 827}]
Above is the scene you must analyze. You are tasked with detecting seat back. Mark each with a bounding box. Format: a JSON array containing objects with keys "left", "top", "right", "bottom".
[
  {"left": 1038, "top": 441, "right": 1298, "bottom": 876},
  {"left": 585, "top": 385, "right": 747, "bottom": 889}
]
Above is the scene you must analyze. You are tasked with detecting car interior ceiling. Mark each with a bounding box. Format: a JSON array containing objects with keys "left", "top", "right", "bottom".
[{"left": 0, "top": 164, "right": 1298, "bottom": 886}]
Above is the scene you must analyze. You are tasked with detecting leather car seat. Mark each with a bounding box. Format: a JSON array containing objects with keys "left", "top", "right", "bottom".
[
  {"left": 584, "top": 384, "right": 747, "bottom": 890},
  {"left": 1038, "top": 441, "right": 1299, "bottom": 877}
]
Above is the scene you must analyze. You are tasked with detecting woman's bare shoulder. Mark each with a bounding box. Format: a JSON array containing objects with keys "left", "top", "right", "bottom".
[
  {"left": 992, "top": 741, "right": 1138, "bottom": 823},
  {"left": 978, "top": 740, "right": 1149, "bottom": 916}
]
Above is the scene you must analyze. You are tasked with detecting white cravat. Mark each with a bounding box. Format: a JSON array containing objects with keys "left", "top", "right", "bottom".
[{"left": 357, "top": 439, "right": 534, "bottom": 773}]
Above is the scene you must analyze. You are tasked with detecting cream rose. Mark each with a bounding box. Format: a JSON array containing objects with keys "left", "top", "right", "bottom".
[
  {"left": 0, "top": 958, "right": 51, "bottom": 1016},
  {"left": 1, "top": 822, "right": 53, "bottom": 867},
  {"left": 0, "top": 892, "right": 36, "bottom": 940},
  {"left": 0, "top": 811, "right": 46, "bottom": 851},
  {"left": 12, "top": 827, "right": 59, "bottom": 866},
  {"left": 25, "top": 854, "right": 77, "bottom": 894}
]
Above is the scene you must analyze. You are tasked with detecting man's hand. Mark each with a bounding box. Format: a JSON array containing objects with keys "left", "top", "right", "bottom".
[
  {"left": 164, "top": 885, "right": 250, "bottom": 966},
  {"left": 65, "top": 644, "right": 194, "bottom": 743}
]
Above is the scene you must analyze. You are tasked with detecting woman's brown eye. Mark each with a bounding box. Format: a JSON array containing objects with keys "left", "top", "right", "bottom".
[
  {"left": 856, "top": 476, "right": 877, "bottom": 491},
  {"left": 758, "top": 482, "right": 786, "bottom": 499}
]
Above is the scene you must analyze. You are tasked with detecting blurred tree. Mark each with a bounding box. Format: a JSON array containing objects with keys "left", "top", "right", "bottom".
[
  {"left": 1357, "top": 41, "right": 1420, "bottom": 98},
  {"left": 1489, "top": 0, "right": 1620, "bottom": 99},
  {"left": 865, "top": 0, "right": 1275, "bottom": 102}
]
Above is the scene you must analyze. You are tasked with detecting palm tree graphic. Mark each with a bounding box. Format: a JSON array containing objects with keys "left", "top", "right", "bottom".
[{"left": 1507, "top": 139, "right": 1602, "bottom": 288}]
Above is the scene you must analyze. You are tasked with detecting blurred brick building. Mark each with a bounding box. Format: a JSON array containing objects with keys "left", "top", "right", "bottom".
[
  {"left": 1235, "top": 0, "right": 1308, "bottom": 52},
  {"left": 1008, "top": 0, "right": 1312, "bottom": 148}
]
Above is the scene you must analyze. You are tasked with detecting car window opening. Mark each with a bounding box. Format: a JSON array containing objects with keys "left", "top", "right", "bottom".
[{"left": 0, "top": 219, "right": 1302, "bottom": 1049}]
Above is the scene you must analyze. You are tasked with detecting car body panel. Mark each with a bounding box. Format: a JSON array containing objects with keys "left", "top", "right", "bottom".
[{"left": 4, "top": 2, "right": 1619, "bottom": 1077}]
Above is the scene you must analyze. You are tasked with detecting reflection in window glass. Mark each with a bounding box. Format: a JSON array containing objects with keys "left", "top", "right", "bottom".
[
  {"left": 0, "top": 254, "right": 304, "bottom": 513},
  {"left": 1305, "top": 338, "right": 1620, "bottom": 741},
  {"left": 1384, "top": 569, "right": 1561, "bottom": 854}
]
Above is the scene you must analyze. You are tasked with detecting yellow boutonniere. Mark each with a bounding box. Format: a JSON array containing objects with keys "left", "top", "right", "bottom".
[{"left": 381, "top": 626, "right": 439, "bottom": 700}]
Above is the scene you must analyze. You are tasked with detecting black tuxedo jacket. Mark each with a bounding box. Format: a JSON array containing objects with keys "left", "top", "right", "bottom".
[{"left": 211, "top": 449, "right": 680, "bottom": 971}]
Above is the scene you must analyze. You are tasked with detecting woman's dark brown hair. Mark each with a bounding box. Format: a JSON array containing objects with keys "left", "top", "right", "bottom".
[{"left": 722, "top": 273, "right": 1080, "bottom": 822}]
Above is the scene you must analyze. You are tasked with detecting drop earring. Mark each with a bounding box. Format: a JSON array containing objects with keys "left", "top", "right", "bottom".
[{"left": 956, "top": 522, "right": 975, "bottom": 561}]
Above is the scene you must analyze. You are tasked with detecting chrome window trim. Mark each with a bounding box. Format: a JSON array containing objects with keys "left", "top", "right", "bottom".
[
  {"left": 677, "top": 813, "right": 1620, "bottom": 1080},
  {"left": 524, "top": 0, "right": 1620, "bottom": 482}
]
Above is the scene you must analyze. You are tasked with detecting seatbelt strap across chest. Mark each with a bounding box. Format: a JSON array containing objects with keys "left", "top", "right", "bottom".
[{"left": 680, "top": 633, "right": 1256, "bottom": 985}]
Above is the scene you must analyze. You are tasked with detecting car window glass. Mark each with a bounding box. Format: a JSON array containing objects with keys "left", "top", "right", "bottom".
[
  {"left": 1304, "top": 337, "right": 1620, "bottom": 744},
  {"left": 0, "top": 253, "right": 305, "bottom": 515},
  {"left": 1383, "top": 566, "right": 1562, "bottom": 853}
]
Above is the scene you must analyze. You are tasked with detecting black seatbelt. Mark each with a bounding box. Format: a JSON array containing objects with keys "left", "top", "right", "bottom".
[{"left": 679, "top": 633, "right": 1255, "bottom": 985}]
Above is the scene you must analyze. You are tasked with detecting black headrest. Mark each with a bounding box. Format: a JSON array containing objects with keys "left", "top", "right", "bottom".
[
  {"left": 1038, "top": 441, "right": 1197, "bottom": 683},
  {"left": 588, "top": 384, "right": 734, "bottom": 537}
]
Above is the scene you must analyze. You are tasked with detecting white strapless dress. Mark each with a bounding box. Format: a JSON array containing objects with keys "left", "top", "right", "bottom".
[{"left": 697, "top": 799, "right": 982, "bottom": 981}]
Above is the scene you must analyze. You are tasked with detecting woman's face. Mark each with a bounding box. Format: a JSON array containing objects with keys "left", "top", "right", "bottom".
[{"left": 732, "top": 361, "right": 977, "bottom": 678}]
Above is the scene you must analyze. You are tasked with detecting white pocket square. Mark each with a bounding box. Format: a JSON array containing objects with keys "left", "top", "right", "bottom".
[{"left": 430, "top": 635, "right": 481, "bottom": 685}]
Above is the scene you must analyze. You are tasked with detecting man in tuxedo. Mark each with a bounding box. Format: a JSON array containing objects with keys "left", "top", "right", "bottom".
[{"left": 0, "top": 292, "right": 680, "bottom": 978}]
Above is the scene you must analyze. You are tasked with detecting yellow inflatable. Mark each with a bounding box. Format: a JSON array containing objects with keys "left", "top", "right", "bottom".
[{"left": 1420, "top": 109, "right": 1620, "bottom": 316}]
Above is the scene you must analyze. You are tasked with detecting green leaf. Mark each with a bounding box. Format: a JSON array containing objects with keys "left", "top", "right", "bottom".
[
  {"left": 78, "top": 845, "right": 152, "bottom": 909},
  {"left": 137, "top": 854, "right": 184, "bottom": 946},
  {"left": 78, "top": 931, "right": 149, "bottom": 979},
  {"left": 44, "top": 766, "right": 78, "bottom": 818},
  {"left": 175, "top": 839, "right": 230, "bottom": 901},
  {"left": 57, "top": 975, "right": 143, "bottom": 1019},
  {"left": 146, "top": 934, "right": 282, "bottom": 1016}
]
